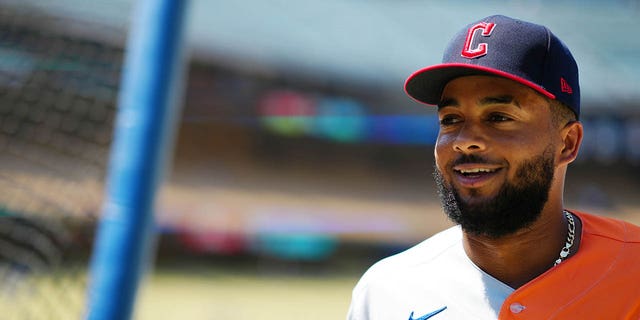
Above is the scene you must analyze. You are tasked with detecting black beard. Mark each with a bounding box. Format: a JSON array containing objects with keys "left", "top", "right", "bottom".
[{"left": 433, "top": 147, "right": 555, "bottom": 238}]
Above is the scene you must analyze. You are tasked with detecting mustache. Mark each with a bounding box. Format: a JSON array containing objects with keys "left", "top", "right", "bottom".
[{"left": 450, "top": 154, "right": 495, "bottom": 167}]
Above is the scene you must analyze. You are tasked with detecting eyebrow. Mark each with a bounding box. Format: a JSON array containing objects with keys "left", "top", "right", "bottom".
[
  {"left": 479, "top": 95, "right": 520, "bottom": 108},
  {"left": 437, "top": 95, "right": 520, "bottom": 110},
  {"left": 437, "top": 98, "right": 458, "bottom": 110}
]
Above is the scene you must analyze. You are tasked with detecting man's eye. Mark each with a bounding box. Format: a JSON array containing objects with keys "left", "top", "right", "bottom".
[
  {"left": 439, "top": 116, "right": 460, "bottom": 126},
  {"left": 488, "top": 114, "right": 511, "bottom": 122}
]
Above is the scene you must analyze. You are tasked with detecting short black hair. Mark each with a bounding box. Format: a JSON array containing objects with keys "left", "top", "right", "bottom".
[{"left": 548, "top": 98, "right": 577, "bottom": 128}]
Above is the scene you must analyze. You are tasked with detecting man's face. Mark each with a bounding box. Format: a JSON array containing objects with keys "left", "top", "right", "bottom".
[{"left": 433, "top": 75, "right": 560, "bottom": 238}]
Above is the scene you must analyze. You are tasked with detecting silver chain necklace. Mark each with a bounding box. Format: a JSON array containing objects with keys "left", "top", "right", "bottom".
[{"left": 554, "top": 210, "right": 576, "bottom": 266}]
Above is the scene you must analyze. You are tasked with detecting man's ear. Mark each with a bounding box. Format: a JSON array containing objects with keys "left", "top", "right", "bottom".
[{"left": 559, "top": 121, "right": 583, "bottom": 165}]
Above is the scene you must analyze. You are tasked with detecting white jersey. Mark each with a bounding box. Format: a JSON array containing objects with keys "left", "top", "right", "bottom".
[{"left": 347, "top": 226, "right": 514, "bottom": 320}]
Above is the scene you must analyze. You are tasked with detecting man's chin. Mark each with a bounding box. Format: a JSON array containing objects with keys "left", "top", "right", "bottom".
[{"left": 453, "top": 188, "right": 497, "bottom": 205}]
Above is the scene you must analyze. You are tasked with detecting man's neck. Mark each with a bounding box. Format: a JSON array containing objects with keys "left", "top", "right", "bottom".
[{"left": 461, "top": 210, "right": 581, "bottom": 289}]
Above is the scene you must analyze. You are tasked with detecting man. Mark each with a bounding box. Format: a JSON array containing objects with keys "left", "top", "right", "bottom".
[{"left": 347, "top": 15, "right": 640, "bottom": 320}]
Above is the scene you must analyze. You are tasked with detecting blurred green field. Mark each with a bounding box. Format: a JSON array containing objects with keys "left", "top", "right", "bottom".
[
  {"left": 135, "top": 265, "right": 359, "bottom": 320},
  {"left": 1, "top": 261, "right": 361, "bottom": 319}
]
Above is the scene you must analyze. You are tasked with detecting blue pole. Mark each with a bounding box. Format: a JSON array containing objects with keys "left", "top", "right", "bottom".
[{"left": 86, "top": 0, "right": 188, "bottom": 319}]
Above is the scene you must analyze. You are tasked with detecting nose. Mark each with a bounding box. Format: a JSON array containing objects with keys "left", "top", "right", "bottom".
[{"left": 453, "top": 122, "right": 486, "bottom": 153}]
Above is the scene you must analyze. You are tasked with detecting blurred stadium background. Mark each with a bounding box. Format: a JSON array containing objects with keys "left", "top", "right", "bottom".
[{"left": 0, "top": 0, "right": 638, "bottom": 319}]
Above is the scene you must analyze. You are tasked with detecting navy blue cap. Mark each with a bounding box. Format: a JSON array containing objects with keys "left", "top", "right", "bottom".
[{"left": 405, "top": 15, "right": 580, "bottom": 118}]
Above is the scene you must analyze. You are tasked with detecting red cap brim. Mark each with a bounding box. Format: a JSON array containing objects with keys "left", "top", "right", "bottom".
[{"left": 404, "top": 63, "right": 556, "bottom": 106}]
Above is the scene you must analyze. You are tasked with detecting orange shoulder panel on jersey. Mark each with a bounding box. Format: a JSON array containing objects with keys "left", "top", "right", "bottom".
[
  {"left": 577, "top": 209, "right": 640, "bottom": 242},
  {"left": 499, "top": 211, "right": 640, "bottom": 320}
]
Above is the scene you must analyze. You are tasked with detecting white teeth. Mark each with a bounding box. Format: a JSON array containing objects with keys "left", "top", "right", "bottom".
[{"left": 458, "top": 168, "right": 495, "bottom": 174}]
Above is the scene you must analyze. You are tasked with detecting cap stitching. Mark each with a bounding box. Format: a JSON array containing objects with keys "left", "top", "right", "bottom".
[{"left": 543, "top": 26, "right": 552, "bottom": 93}]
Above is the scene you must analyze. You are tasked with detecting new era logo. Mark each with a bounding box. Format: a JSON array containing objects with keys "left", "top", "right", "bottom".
[{"left": 560, "top": 77, "right": 573, "bottom": 94}]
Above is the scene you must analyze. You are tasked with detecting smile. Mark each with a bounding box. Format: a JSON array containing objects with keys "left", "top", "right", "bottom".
[
  {"left": 455, "top": 168, "right": 497, "bottom": 174},
  {"left": 452, "top": 164, "right": 503, "bottom": 188}
]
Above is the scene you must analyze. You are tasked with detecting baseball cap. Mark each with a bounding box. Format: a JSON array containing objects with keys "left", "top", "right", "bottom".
[{"left": 405, "top": 15, "right": 580, "bottom": 118}]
